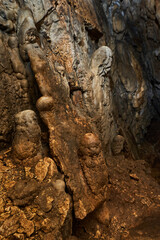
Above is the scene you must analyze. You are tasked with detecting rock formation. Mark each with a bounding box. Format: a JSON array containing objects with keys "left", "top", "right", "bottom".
[{"left": 0, "top": 0, "right": 160, "bottom": 239}]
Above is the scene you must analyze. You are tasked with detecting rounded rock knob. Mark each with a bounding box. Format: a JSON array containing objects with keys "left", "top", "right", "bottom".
[{"left": 36, "top": 96, "right": 54, "bottom": 111}]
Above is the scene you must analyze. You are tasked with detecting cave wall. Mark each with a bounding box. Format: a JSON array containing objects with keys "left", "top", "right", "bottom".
[
  {"left": 0, "top": 0, "right": 117, "bottom": 153},
  {"left": 0, "top": 0, "right": 160, "bottom": 239},
  {"left": 101, "top": 0, "right": 160, "bottom": 159},
  {"left": 1, "top": 0, "right": 160, "bottom": 159}
]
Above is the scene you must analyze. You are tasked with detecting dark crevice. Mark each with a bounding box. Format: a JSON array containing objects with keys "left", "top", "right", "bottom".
[
  {"left": 35, "top": 7, "right": 55, "bottom": 31},
  {"left": 85, "top": 24, "right": 103, "bottom": 42}
]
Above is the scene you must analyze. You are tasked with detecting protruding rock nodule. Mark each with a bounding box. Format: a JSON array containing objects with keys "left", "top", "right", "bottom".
[
  {"left": 53, "top": 179, "right": 66, "bottom": 192},
  {"left": 17, "top": 8, "right": 39, "bottom": 61},
  {"left": 111, "top": 135, "right": 125, "bottom": 155},
  {"left": 90, "top": 46, "right": 112, "bottom": 77},
  {"left": 12, "top": 110, "right": 42, "bottom": 161},
  {"left": 79, "top": 133, "right": 108, "bottom": 195},
  {"left": 8, "top": 36, "right": 18, "bottom": 49},
  {"left": 79, "top": 133, "right": 101, "bottom": 157},
  {"left": 36, "top": 96, "right": 54, "bottom": 112}
]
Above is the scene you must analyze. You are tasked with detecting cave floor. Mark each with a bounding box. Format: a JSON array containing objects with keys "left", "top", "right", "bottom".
[
  {"left": 0, "top": 149, "right": 160, "bottom": 240},
  {"left": 127, "top": 214, "right": 160, "bottom": 239},
  {"left": 74, "top": 156, "right": 160, "bottom": 240}
]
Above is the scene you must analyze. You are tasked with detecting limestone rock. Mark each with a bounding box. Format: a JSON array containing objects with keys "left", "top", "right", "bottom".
[
  {"left": 0, "top": 38, "right": 12, "bottom": 74},
  {"left": 8, "top": 179, "right": 40, "bottom": 206},
  {"left": 12, "top": 110, "right": 42, "bottom": 161},
  {"left": 0, "top": 199, "right": 5, "bottom": 214},
  {"left": 79, "top": 133, "right": 102, "bottom": 157},
  {"left": 35, "top": 157, "right": 58, "bottom": 182},
  {"left": 90, "top": 46, "right": 113, "bottom": 77},
  {"left": 0, "top": 0, "right": 160, "bottom": 239},
  {"left": 155, "top": 1, "right": 160, "bottom": 25},
  {"left": 0, "top": 215, "right": 20, "bottom": 237},
  {"left": 36, "top": 96, "right": 54, "bottom": 111},
  {"left": 111, "top": 135, "right": 125, "bottom": 155},
  {"left": 13, "top": 233, "right": 25, "bottom": 240},
  {"left": 19, "top": 213, "right": 34, "bottom": 237},
  {"left": 21, "top": 0, "right": 53, "bottom": 23},
  {"left": 112, "top": 11, "right": 125, "bottom": 33},
  {"left": 27, "top": 39, "right": 109, "bottom": 219},
  {"left": 78, "top": 133, "right": 108, "bottom": 195},
  {"left": 35, "top": 159, "right": 50, "bottom": 182},
  {"left": 95, "top": 202, "right": 110, "bottom": 225},
  {"left": 10, "top": 48, "right": 26, "bottom": 75},
  {"left": 53, "top": 179, "right": 66, "bottom": 192},
  {"left": 35, "top": 182, "right": 72, "bottom": 238}
]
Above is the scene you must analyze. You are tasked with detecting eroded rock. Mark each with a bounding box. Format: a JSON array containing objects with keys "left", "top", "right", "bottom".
[
  {"left": 0, "top": 0, "right": 160, "bottom": 239},
  {"left": 111, "top": 135, "right": 125, "bottom": 155},
  {"left": 35, "top": 157, "right": 58, "bottom": 182},
  {"left": 79, "top": 133, "right": 108, "bottom": 194},
  {"left": 112, "top": 11, "right": 125, "bottom": 33},
  {"left": 0, "top": 215, "right": 20, "bottom": 237},
  {"left": 8, "top": 179, "right": 40, "bottom": 206},
  {"left": 12, "top": 110, "right": 42, "bottom": 161},
  {"left": 19, "top": 213, "right": 34, "bottom": 237},
  {"left": 26, "top": 36, "right": 109, "bottom": 219},
  {"left": 95, "top": 201, "right": 110, "bottom": 225}
]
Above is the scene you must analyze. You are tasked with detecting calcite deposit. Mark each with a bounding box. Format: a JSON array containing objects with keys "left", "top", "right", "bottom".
[
  {"left": 0, "top": 0, "right": 160, "bottom": 239},
  {"left": 12, "top": 110, "right": 42, "bottom": 162}
]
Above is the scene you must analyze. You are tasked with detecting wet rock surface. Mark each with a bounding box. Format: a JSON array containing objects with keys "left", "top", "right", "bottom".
[{"left": 0, "top": 0, "right": 160, "bottom": 239}]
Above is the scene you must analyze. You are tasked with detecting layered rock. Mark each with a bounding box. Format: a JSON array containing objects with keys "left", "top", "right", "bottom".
[
  {"left": 102, "top": 0, "right": 160, "bottom": 160},
  {"left": 0, "top": 0, "right": 160, "bottom": 239},
  {"left": 27, "top": 38, "right": 108, "bottom": 219}
]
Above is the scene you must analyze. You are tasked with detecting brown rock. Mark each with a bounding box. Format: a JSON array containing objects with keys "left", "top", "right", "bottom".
[
  {"left": 0, "top": 38, "right": 12, "bottom": 74},
  {"left": 28, "top": 42, "right": 108, "bottom": 219},
  {"left": 95, "top": 202, "right": 110, "bottom": 225},
  {"left": 35, "top": 157, "right": 58, "bottom": 182},
  {"left": 67, "top": 237, "right": 79, "bottom": 240},
  {"left": 130, "top": 173, "right": 139, "bottom": 181},
  {"left": 13, "top": 233, "right": 25, "bottom": 240},
  {"left": 44, "top": 231, "right": 63, "bottom": 240},
  {"left": 41, "top": 218, "right": 52, "bottom": 232},
  {"left": 36, "top": 96, "right": 54, "bottom": 111},
  {"left": 0, "top": 198, "right": 5, "bottom": 214},
  {"left": 8, "top": 179, "right": 40, "bottom": 206},
  {"left": 79, "top": 133, "right": 101, "bottom": 157},
  {"left": 79, "top": 133, "right": 108, "bottom": 195},
  {"left": 35, "top": 182, "right": 72, "bottom": 238},
  {"left": 111, "top": 135, "right": 125, "bottom": 155},
  {"left": 35, "top": 159, "right": 50, "bottom": 182},
  {"left": 112, "top": 11, "right": 125, "bottom": 33},
  {"left": 8, "top": 36, "right": 18, "bottom": 49},
  {"left": 0, "top": 215, "right": 20, "bottom": 237},
  {"left": 10, "top": 48, "right": 26, "bottom": 75},
  {"left": 36, "top": 185, "right": 55, "bottom": 212},
  {"left": 0, "top": 0, "right": 160, "bottom": 239},
  {"left": 12, "top": 110, "right": 42, "bottom": 161},
  {"left": 45, "top": 157, "right": 59, "bottom": 178},
  {"left": 19, "top": 213, "right": 34, "bottom": 237}
]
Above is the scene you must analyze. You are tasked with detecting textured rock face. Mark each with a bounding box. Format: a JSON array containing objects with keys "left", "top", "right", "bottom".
[
  {"left": 12, "top": 110, "right": 42, "bottom": 161},
  {"left": 0, "top": 0, "right": 160, "bottom": 239},
  {"left": 111, "top": 135, "right": 125, "bottom": 155},
  {"left": 102, "top": 0, "right": 160, "bottom": 160}
]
